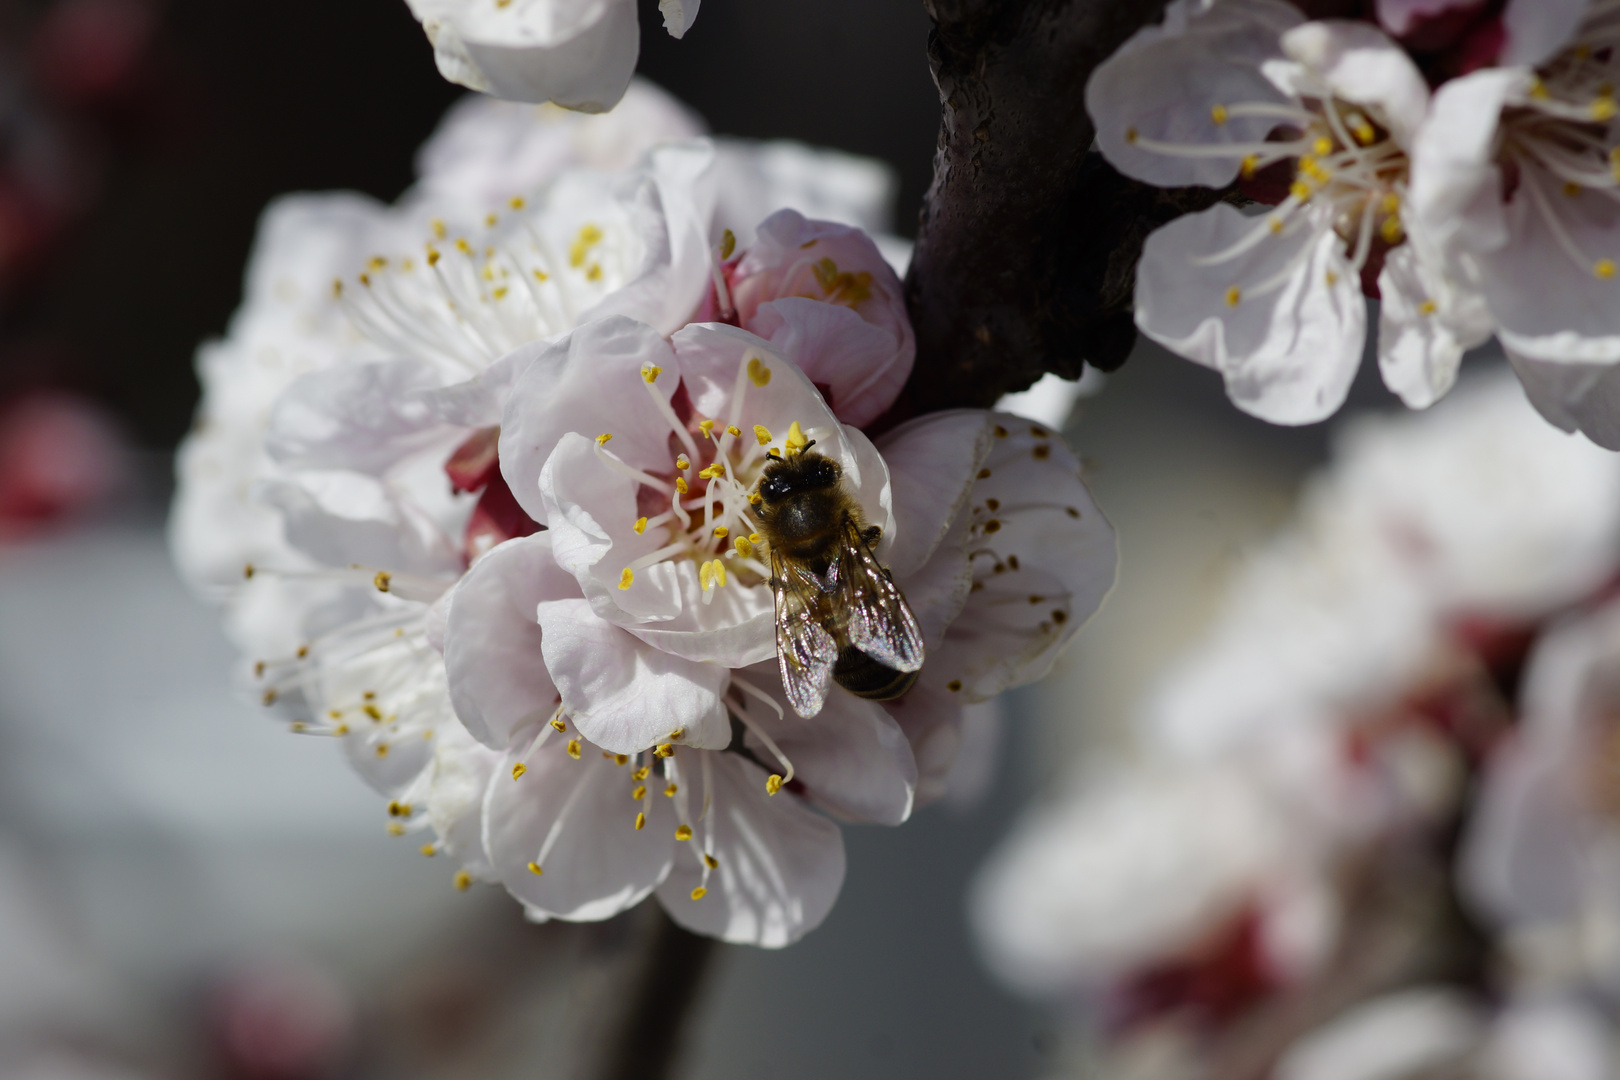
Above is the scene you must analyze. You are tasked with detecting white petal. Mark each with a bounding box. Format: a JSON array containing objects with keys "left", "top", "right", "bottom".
[
  {"left": 1376, "top": 243, "right": 1493, "bottom": 409},
  {"left": 711, "top": 139, "right": 896, "bottom": 246},
  {"left": 747, "top": 299, "right": 907, "bottom": 430},
  {"left": 1278, "top": 20, "right": 1429, "bottom": 144},
  {"left": 426, "top": 722, "right": 501, "bottom": 879},
  {"left": 1501, "top": 0, "right": 1591, "bottom": 66},
  {"left": 256, "top": 473, "right": 464, "bottom": 577},
  {"left": 498, "top": 317, "right": 681, "bottom": 525},
  {"left": 1086, "top": 0, "right": 1304, "bottom": 188},
  {"left": 1507, "top": 348, "right": 1620, "bottom": 449},
  {"left": 443, "top": 533, "right": 577, "bottom": 749},
  {"left": 873, "top": 409, "right": 993, "bottom": 578},
  {"left": 537, "top": 598, "right": 731, "bottom": 751},
  {"left": 1136, "top": 202, "right": 1366, "bottom": 425},
  {"left": 656, "top": 753, "right": 844, "bottom": 947},
  {"left": 1375, "top": 0, "right": 1480, "bottom": 36},
  {"left": 878, "top": 678, "right": 962, "bottom": 809},
  {"left": 1407, "top": 68, "right": 1520, "bottom": 265},
  {"left": 658, "top": 0, "right": 699, "bottom": 38},
  {"left": 483, "top": 732, "right": 674, "bottom": 920},
  {"left": 265, "top": 359, "right": 449, "bottom": 474}
]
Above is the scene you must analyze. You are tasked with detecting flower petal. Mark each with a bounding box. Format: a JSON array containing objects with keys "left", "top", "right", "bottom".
[
  {"left": 498, "top": 316, "right": 681, "bottom": 525},
  {"left": 1086, "top": 0, "right": 1304, "bottom": 188},
  {"left": 1501, "top": 0, "right": 1590, "bottom": 66},
  {"left": 656, "top": 753, "right": 844, "bottom": 947},
  {"left": 537, "top": 597, "right": 731, "bottom": 751},
  {"left": 1276, "top": 21, "right": 1429, "bottom": 145},
  {"left": 483, "top": 729, "right": 674, "bottom": 920},
  {"left": 1135, "top": 202, "right": 1366, "bottom": 425},
  {"left": 443, "top": 532, "right": 577, "bottom": 749},
  {"left": 874, "top": 409, "right": 994, "bottom": 578},
  {"left": 427, "top": 722, "right": 502, "bottom": 880},
  {"left": 1507, "top": 349, "right": 1620, "bottom": 450},
  {"left": 1376, "top": 243, "right": 1493, "bottom": 410},
  {"left": 266, "top": 359, "right": 450, "bottom": 474}
]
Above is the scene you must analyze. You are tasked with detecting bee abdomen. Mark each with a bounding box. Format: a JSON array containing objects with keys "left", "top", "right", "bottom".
[{"left": 832, "top": 646, "right": 919, "bottom": 702}]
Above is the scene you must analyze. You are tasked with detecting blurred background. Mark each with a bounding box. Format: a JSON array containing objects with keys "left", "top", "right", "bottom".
[{"left": 5, "top": 0, "right": 1560, "bottom": 1078}]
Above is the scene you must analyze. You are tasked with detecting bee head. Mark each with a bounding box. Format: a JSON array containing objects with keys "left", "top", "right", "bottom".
[{"left": 757, "top": 448, "right": 841, "bottom": 505}]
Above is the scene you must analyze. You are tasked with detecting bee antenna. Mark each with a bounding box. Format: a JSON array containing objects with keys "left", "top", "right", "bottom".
[{"left": 801, "top": 440, "right": 817, "bottom": 452}]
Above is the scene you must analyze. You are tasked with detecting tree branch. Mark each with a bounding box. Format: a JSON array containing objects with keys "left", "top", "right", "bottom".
[
  {"left": 593, "top": 907, "right": 720, "bottom": 1080},
  {"left": 901, "top": 0, "right": 1218, "bottom": 414}
]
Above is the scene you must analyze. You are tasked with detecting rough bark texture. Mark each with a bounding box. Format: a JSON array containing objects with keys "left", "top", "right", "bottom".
[{"left": 901, "top": 0, "right": 1221, "bottom": 414}]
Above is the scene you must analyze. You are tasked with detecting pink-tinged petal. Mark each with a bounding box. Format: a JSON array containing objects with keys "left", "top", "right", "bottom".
[
  {"left": 484, "top": 731, "right": 674, "bottom": 920},
  {"left": 498, "top": 317, "right": 680, "bottom": 525},
  {"left": 1506, "top": 349, "right": 1620, "bottom": 450},
  {"left": 731, "top": 660, "right": 917, "bottom": 825},
  {"left": 1481, "top": 162, "right": 1620, "bottom": 365},
  {"left": 422, "top": 343, "right": 545, "bottom": 429},
  {"left": 932, "top": 417, "right": 1115, "bottom": 698},
  {"left": 893, "top": 513, "right": 974, "bottom": 649},
  {"left": 443, "top": 533, "right": 576, "bottom": 749},
  {"left": 539, "top": 432, "right": 682, "bottom": 623},
  {"left": 427, "top": 723, "right": 501, "bottom": 880},
  {"left": 881, "top": 678, "right": 963, "bottom": 810},
  {"left": 729, "top": 210, "right": 912, "bottom": 424},
  {"left": 1376, "top": 244, "right": 1493, "bottom": 409},
  {"left": 656, "top": 752, "right": 844, "bottom": 947},
  {"left": 1086, "top": 0, "right": 1304, "bottom": 188},
  {"left": 256, "top": 474, "right": 465, "bottom": 577},
  {"left": 265, "top": 359, "right": 450, "bottom": 474},
  {"left": 1135, "top": 203, "right": 1366, "bottom": 425},
  {"left": 1278, "top": 21, "right": 1429, "bottom": 144},
  {"left": 1376, "top": 0, "right": 1485, "bottom": 36},
  {"left": 412, "top": 0, "right": 640, "bottom": 112},
  {"left": 537, "top": 598, "right": 731, "bottom": 751},
  {"left": 1500, "top": 0, "right": 1590, "bottom": 66},
  {"left": 874, "top": 409, "right": 993, "bottom": 578},
  {"left": 672, "top": 323, "right": 895, "bottom": 539}
]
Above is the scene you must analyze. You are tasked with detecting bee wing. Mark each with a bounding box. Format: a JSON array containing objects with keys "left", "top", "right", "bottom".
[
  {"left": 838, "top": 517, "right": 925, "bottom": 673},
  {"left": 771, "top": 549, "right": 840, "bottom": 718}
]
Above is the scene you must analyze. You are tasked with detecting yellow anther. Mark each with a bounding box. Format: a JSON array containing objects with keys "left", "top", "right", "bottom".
[
  {"left": 734, "top": 536, "right": 755, "bottom": 559},
  {"left": 528, "top": 861, "right": 543, "bottom": 875},
  {"left": 698, "top": 463, "right": 724, "bottom": 480},
  {"left": 368, "top": 255, "right": 387, "bottom": 272},
  {"left": 1565, "top": 181, "right": 1583, "bottom": 197},
  {"left": 615, "top": 754, "right": 629, "bottom": 765},
  {"left": 675, "top": 824, "right": 693, "bottom": 841},
  {"left": 1225, "top": 286, "right": 1242, "bottom": 308},
  {"left": 387, "top": 822, "right": 404, "bottom": 836},
  {"left": 1269, "top": 218, "right": 1284, "bottom": 234},
  {"left": 1381, "top": 193, "right": 1401, "bottom": 214},
  {"left": 334, "top": 723, "right": 349, "bottom": 735},
  {"left": 596, "top": 433, "right": 613, "bottom": 446},
  {"left": 586, "top": 264, "right": 602, "bottom": 282},
  {"left": 512, "top": 762, "right": 528, "bottom": 780},
  {"left": 1125, "top": 127, "right": 1139, "bottom": 144},
  {"left": 700, "top": 560, "right": 728, "bottom": 590},
  {"left": 431, "top": 218, "right": 447, "bottom": 239},
  {"left": 263, "top": 689, "right": 278, "bottom": 706},
  {"left": 703, "top": 854, "right": 719, "bottom": 869},
  {"left": 567, "top": 739, "right": 581, "bottom": 759},
  {"left": 642, "top": 364, "right": 662, "bottom": 384},
  {"left": 1419, "top": 299, "right": 1437, "bottom": 315},
  {"left": 1598, "top": 259, "right": 1617, "bottom": 279},
  {"left": 1594, "top": 96, "right": 1617, "bottom": 121},
  {"left": 375, "top": 743, "right": 389, "bottom": 758},
  {"left": 947, "top": 680, "right": 963, "bottom": 692},
  {"left": 634, "top": 517, "right": 648, "bottom": 535},
  {"left": 1290, "top": 180, "right": 1312, "bottom": 203},
  {"left": 668, "top": 728, "right": 685, "bottom": 740},
  {"left": 1240, "top": 155, "right": 1258, "bottom": 179},
  {"left": 358, "top": 273, "right": 371, "bottom": 287},
  {"left": 665, "top": 783, "right": 678, "bottom": 797},
  {"left": 455, "top": 238, "right": 472, "bottom": 255},
  {"left": 767, "top": 448, "right": 781, "bottom": 458},
  {"left": 691, "top": 886, "right": 707, "bottom": 900},
  {"left": 619, "top": 568, "right": 634, "bottom": 590},
  {"left": 426, "top": 247, "right": 441, "bottom": 267},
  {"left": 719, "top": 228, "right": 736, "bottom": 259},
  {"left": 765, "top": 774, "right": 784, "bottom": 796},
  {"left": 675, "top": 455, "right": 691, "bottom": 470},
  {"left": 748, "top": 532, "right": 763, "bottom": 544},
  {"left": 374, "top": 571, "right": 391, "bottom": 593},
  {"left": 1530, "top": 78, "right": 1550, "bottom": 100},
  {"left": 331, "top": 279, "right": 343, "bottom": 298},
  {"left": 1325, "top": 270, "right": 1339, "bottom": 286},
  {"left": 753, "top": 424, "right": 772, "bottom": 445},
  {"left": 454, "top": 871, "right": 472, "bottom": 891},
  {"left": 550, "top": 716, "right": 567, "bottom": 733},
  {"left": 1380, "top": 215, "right": 1404, "bottom": 244},
  {"left": 632, "top": 785, "right": 647, "bottom": 801},
  {"left": 632, "top": 765, "right": 650, "bottom": 780},
  {"left": 699, "top": 419, "right": 715, "bottom": 439},
  {"left": 509, "top": 196, "right": 525, "bottom": 210},
  {"left": 363, "top": 704, "right": 382, "bottom": 721},
  {"left": 713, "top": 525, "right": 729, "bottom": 539},
  {"left": 244, "top": 563, "right": 256, "bottom": 580},
  {"left": 654, "top": 743, "right": 674, "bottom": 758},
  {"left": 485, "top": 213, "right": 498, "bottom": 227},
  {"left": 785, "top": 420, "right": 807, "bottom": 453},
  {"left": 420, "top": 844, "right": 436, "bottom": 857},
  {"left": 532, "top": 269, "right": 547, "bottom": 282},
  {"left": 569, "top": 223, "right": 604, "bottom": 267},
  {"left": 290, "top": 721, "right": 306, "bottom": 733},
  {"left": 492, "top": 286, "right": 509, "bottom": 300},
  {"left": 634, "top": 812, "right": 646, "bottom": 831},
  {"left": 746, "top": 357, "right": 772, "bottom": 386},
  {"left": 1210, "top": 104, "right": 1228, "bottom": 125},
  {"left": 1313, "top": 136, "right": 1332, "bottom": 156},
  {"left": 676, "top": 477, "right": 689, "bottom": 494},
  {"left": 749, "top": 492, "right": 764, "bottom": 505}
]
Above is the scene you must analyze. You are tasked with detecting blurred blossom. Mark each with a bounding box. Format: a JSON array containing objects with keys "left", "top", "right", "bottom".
[
  {"left": 973, "top": 367, "right": 1620, "bottom": 1074},
  {"left": 0, "top": 391, "right": 126, "bottom": 540},
  {"left": 209, "top": 956, "right": 356, "bottom": 1080},
  {"left": 171, "top": 81, "right": 1115, "bottom": 947}
]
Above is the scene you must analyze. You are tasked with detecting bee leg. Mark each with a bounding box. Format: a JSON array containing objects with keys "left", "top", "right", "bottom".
[{"left": 861, "top": 525, "right": 881, "bottom": 547}]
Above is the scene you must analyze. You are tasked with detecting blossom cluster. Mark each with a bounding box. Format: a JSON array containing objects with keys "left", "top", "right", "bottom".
[
  {"left": 973, "top": 368, "right": 1620, "bottom": 1077},
  {"left": 171, "top": 84, "right": 1116, "bottom": 947},
  {"left": 1091, "top": 0, "right": 1620, "bottom": 446}
]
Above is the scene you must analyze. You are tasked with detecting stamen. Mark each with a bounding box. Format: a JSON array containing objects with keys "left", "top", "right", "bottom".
[{"left": 729, "top": 674, "right": 796, "bottom": 792}]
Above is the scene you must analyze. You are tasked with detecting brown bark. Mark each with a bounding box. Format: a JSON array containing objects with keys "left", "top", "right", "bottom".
[{"left": 901, "top": 0, "right": 1221, "bottom": 414}]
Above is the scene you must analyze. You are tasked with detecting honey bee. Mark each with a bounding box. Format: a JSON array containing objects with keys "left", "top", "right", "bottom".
[{"left": 753, "top": 445, "right": 925, "bottom": 718}]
